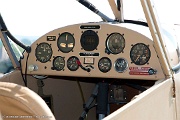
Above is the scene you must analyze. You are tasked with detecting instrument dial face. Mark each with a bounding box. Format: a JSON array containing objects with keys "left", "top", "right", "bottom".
[
  {"left": 114, "top": 58, "right": 128, "bottom": 73},
  {"left": 130, "top": 43, "right": 151, "bottom": 65},
  {"left": 67, "top": 56, "right": 79, "bottom": 71},
  {"left": 98, "top": 57, "right": 112, "bottom": 73},
  {"left": 35, "top": 42, "right": 52, "bottom": 63},
  {"left": 53, "top": 56, "right": 65, "bottom": 71},
  {"left": 106, "top": 33, "right": 125, "bottom": 54},
  {"left": 57, "top": 32, "right": 75, "bottom": 53},
  {"left": 80, "top": 30, "right": 99, "bottom": 51}
]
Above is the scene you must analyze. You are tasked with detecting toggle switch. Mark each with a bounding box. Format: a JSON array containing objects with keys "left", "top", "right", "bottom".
[{"left": 28, "top": 65, "right": 38, "bottom": 71}]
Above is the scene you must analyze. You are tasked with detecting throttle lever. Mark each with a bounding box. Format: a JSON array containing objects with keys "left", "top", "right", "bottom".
[{"left": 77, "top": 60, "right": 91, "bottom": 72}]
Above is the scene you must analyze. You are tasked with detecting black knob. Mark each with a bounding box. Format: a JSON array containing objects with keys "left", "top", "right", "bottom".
[{"left": 148, "top": 68, "right": 157, "bottom": 75}]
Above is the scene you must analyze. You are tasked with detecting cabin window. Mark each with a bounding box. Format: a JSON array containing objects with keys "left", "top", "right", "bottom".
[{"left": 0, "top": 39, "right": 14, "bottom": 75}]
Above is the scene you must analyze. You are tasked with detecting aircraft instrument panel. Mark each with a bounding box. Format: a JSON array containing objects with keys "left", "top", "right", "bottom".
[{"left": 21, "top": 22, "right": 165, "bottom": 80}]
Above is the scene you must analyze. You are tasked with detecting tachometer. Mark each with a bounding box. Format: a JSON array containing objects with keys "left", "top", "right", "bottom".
[
  {"left": 35, "top": 42, "right": 52, "bottom": 63},
  {"left": 80, "top": 30, "right": 99, "bottom": 51},
  {"left": 67, "top": 56, "right": 79, "bottom": 71},
  {"left": 106, "top": 33, "right": 125, "bottom": 54},
  {"left": 52, "top": 56, "right": 65, "bottom": 71},
  {"left": 98, "top": 57, "right": 112, "bottom": 73},
  {"left": 57, "top": 32, "right": 75, "bottom": 53},
  {"left": 114, "top": 58, "right": 128, "bottom": 73},
  {"left": 130, "top": 43, "right": 151, "bottom": 65}
]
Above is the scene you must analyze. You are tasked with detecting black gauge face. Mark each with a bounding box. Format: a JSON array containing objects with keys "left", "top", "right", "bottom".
[
  {"left": 35, "top": 42, "right": 52, "bottom": 63},
  {"left": 67, "top": 56, "right": 79, "bottom": 71},
  {"left": 106, "top": 33, "right": 125, "bottom": 54},
  {"left": 114, "top": 58, "right": 128, "bottom": 73},
  {"left": 57, "top": 32, "right": 75, "bottom": 53},
  {"left": 130, "top": 43, "right": 151, "bottom": 65},
  {"left": 53, "top": 56, "right": 65, "bottom": 71},
  {"left": 98, "top": 57, "right": 112, "bottom": 73},
  {"left": 80, "top": 30, "right": 99, "bottom": 51}
]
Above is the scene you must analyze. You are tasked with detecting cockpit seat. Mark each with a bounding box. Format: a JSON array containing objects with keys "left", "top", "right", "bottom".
[{"left": 0, "top": 82, "right": 55, "bottom": 120}]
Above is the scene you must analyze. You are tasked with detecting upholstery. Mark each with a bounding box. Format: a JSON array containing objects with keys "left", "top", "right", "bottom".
[{"left": 0, "top": 82, "right": 55, "bottom": 120}]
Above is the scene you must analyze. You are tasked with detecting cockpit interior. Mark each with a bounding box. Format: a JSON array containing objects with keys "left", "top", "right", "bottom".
[{"left": 0, "top": 0, "right": 180, "bottom": 120}]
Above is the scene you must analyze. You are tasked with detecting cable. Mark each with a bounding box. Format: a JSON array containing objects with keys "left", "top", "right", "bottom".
[
  {"left": 24, "top": 53, "right": 30, "bottom": 86},
  {"left": 20, "top": 53, "right": 29, "bottom": 87},
  {"left": 0, "top": 14, "right": 31, "bottom": 53},
  {"left": 77, "top": 0, "right": 114, "bottom": 22},
  {"left": 79, "top": 84, "right": 98, "bottom": 120},
  {"left": 77, "top": 80, "right": 85, "bottom": 104},
  {"left": 19, "top": 59, "right": 25, "bottom": 85},
  {"left": 124, "top": 19, "right": 148, "bottom": 27},
  {"left": 76, "top": 80, "right": 88, "bottom": 120}
]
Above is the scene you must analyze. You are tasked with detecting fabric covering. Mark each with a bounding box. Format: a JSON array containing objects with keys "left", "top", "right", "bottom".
[{"left": 0, "top": 82, "right": 55, "bottom": 120}]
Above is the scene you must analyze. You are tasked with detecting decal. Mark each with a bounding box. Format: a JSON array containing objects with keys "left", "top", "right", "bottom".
[
  {"left": 129, "top": 67, "right": 151, "bottom": 75},
  {"left": 47, "top": 36, "right": 56, "bottom": 41}
]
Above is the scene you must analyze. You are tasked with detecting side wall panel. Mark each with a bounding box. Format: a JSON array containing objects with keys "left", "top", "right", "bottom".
[{"left": 104, "top": 79, "right": 176, "bottom": 120}]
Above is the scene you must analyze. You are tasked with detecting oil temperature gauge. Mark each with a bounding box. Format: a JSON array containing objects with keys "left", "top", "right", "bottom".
[
  {"left": 114, "top": 58, "right": 128, "bottom": 73},
  {"left": 52, "top": 56, "right": 65, "bottom": 71},
  {"left": 67, "top": 56, "right": 79, "bottom": 71},
  {"left": 98, "top": 57, "right": 112, "bottom": 73}
]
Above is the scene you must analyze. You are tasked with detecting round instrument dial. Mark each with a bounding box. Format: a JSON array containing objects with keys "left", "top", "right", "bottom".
[
  {"left": 98, "top": 57, "right": 112, "bottom": 73},
  {"left": 52, "top": 56, "right": 65, "bottom": 71},
  {"left": 67, "top": 56, "right": 79, "bottom": 71},
  {"left": 114, "top": 58, "right": 128, "bottom": 73},
  {"left": 80, "top": 30, "right": 99, "bottom": 51},
  {"left": 130, "top": 43, "right": 151, "bottom": 65},
  {"left": 35, "top": 42, "right": 52, "bottom": 63},
  {"left": 106, "top": 33, "right": 125, "bottom": 54},
  {"left": 57, "top": 32, "right": 75, "bottom": 53}
]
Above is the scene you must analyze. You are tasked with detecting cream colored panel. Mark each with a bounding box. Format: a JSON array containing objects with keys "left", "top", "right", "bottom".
[
  {"left": 0, "top": 70, "right": 25, "bottom": 86},
  {"left": 103, "top": 79, "right": 176, "bottom": 120},
  {"left": 21, "top": 23, "right": 165, "bottom": 80},
  {"left": 174, "top": 73, "right": 180, "bottom": 120}
]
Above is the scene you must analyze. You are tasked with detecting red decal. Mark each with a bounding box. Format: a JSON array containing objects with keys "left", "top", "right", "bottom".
[{"left": 129, "top": 67, "right": 150, "bottom": 75}]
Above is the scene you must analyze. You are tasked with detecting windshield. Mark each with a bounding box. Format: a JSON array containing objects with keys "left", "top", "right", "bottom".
[{"left": 0, "top": 0, "right": 179, "bottom": 38}]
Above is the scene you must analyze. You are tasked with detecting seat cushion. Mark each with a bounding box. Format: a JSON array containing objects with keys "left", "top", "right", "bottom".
[{"left": 0, "top": 82, "right": 55, "bottom": 120}]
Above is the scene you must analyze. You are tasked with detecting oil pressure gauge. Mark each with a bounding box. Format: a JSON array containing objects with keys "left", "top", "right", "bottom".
[
  {"left": 67, "top": 56, "right": 79, "bottom": 71},
  {"left": 98, "top": 57, "right": 112, "bottom": 73}
]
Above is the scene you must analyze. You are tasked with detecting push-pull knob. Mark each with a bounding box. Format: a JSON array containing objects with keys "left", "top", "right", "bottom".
[
  {"left": 28, "top": 65, "right": 38, "bottom": 71},
  {"left": 148, "top": 68, "right": 157, "bottom": 75}
]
